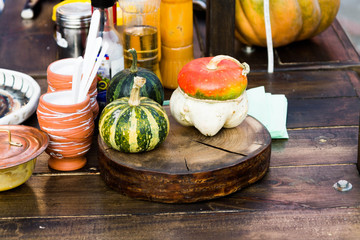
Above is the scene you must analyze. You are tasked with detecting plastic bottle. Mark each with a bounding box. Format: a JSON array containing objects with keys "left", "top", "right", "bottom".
[{"left": 91, "top": 0, "right": 124, "bottom": 109}]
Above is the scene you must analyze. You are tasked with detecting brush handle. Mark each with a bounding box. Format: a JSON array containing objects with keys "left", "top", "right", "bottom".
[
  {"left": 79, "top": 37, "right": 102, "bottom": 100},
  {"left": 72, "top": 57, "right": 84, "bottom": 104},
  {"left": 82, "top": 10, "right": 100, "bottom": 72},
  {"left": 79, "top": 42, "right": 109, "bottom": 103}
]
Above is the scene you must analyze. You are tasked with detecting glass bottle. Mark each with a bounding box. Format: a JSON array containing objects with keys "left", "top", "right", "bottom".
[
  {"left": 91, "top": 0, "right": 124, "bottom": 109},
  {"left": 118, "top": 0, "right": 161, "bottom": 81}
]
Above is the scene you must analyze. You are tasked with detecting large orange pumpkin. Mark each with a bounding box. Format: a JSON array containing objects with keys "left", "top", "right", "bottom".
[{"left": 235, "top": 0, "right": 341, "bottom": 47}]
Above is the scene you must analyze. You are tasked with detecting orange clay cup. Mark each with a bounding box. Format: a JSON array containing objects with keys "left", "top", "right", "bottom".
[
  {"left": 47, "top": 58, "right": 99, "bottom": 118},
  {"left": 36, "top": 90, "right": 95, "bottom": 171}
]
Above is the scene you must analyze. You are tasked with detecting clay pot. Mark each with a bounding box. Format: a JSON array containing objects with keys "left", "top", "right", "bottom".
[
  {"left": 36, "top": 90, "right": 95, "bottom": 171},
  {"left": 47, "top": 58, "right": 99, "bottom": 118}
]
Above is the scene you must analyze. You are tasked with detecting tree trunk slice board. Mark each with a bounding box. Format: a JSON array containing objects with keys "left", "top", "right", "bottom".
[{"left": 98, "top": 109, "right": 271, "bottom": 203}]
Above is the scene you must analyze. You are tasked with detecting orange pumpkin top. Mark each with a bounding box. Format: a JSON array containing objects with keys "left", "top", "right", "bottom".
[
  {"left": 235, "top": 0, "right": 340, "bottom": 47},
  {"left": 177, "top": 55, "right": 249, "bottom": 100}
]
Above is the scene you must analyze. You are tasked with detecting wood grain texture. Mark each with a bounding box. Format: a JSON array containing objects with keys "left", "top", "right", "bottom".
[
  {"left": 0, "top": 165, "right": 358, "bottom": 218},
  {"left": 247, "top": 70, "right": 358, "bottom": 98},
  {"left": 0, "top": 208, "right": 359, "bottom": 240},
  {"left": 0, "top": 0, "right": 59, "bottom": 76},
  {"left": 31, "top": 126, "right": 359, "bottom": 176},
  {"left": 287, "top": 97, "right": 360, "bottom": 128},
  {"left": 205, "top": 0, "right": 235, "bottom": 57},
  {"left": 277, "top": 20, "right": 360, "bottom": 66},
  {"left": 98, "top": 115, "right": 271, "bottom": 203},
  {"left": 272, "top": 127, "right": 358, "bottom": 166},
  {"left": 1, "top": 0, "right": 359, "bottom": 238}
]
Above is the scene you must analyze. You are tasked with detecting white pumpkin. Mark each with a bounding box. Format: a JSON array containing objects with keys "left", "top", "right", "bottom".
[{"left": 170, "top": 88, "right": 248, "bottom": 136}]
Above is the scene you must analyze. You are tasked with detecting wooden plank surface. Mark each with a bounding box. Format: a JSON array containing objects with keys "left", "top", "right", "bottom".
[
  {"left": 276, "top": 20, "right": 360, "bottom": 68},
  {"left": 1, "top": 208, "right": 359, "bottom": 240},
  {"left": 30, "top": 125, "right": 359, "bottom": 173},
  {"left": 247, "top": 70, "right": 359, "bottom": 98},
  {"left": 0, "top": 0, "right": 59, "bottom": 76},
  {"left": 29, "top": 126, "right": 359, "bottom": 177},
  {"left": 25, "top": 70, "right": 360, "bottom": 173},
  {"left": 205, "top": 0, "right": 235, "bottom": 57},
  {"left": 287, "top": 98, "right": 359, "bottom": 128},
  {"left": 0, "top": 0, "right": 359, "bottom": 238},
  {"left": 0, "top": 163, "right": 359, "bottom": 240},
  {"left": 2, "top": 208, "right": 360, "bottom": 240},
  {"left": 0, "top": 164, "right": 358, "bottom": 217},
  {"left": 272, "top": 127, "right": 358, "bottom": 166}
]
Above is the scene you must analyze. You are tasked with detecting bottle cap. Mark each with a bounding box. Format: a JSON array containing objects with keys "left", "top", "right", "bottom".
[
  {"left": 56, "top": 2, "right": 92, "bottom": 28},
  {"left": 91, "top": 0, "right": 116, "bottom": 8}
]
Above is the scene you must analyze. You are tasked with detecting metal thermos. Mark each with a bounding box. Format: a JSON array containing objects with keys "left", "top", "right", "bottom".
[{"left": 55, "top": 2, "right": 92, "bottom": 59}]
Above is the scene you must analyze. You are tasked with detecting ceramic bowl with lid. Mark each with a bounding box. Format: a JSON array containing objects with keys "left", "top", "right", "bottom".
[{"left": 0, "top": 125, "right": 49, "bottom": 191}]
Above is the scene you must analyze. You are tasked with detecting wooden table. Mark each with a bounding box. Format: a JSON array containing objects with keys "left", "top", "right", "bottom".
[{"left": 0, "top": 0, "right": 359, "bottom": 238}]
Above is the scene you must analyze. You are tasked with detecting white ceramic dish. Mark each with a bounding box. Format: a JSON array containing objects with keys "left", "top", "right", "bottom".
[{"left": 0, "top": 68, "right": 41, "bottom": 124}]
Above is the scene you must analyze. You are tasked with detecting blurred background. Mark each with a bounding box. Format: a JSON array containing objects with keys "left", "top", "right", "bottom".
[
  {"left": 337, "top": 0, "right": 360, "bottom": 54},
  {"left": 0, "top": 0, "right": 358, "bottom": 54}
]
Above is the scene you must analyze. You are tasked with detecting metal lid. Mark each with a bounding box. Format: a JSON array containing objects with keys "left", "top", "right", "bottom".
[
  {"left": 0, "top": 125, "right": 49, "bottom": 169},
  {"left": 56, "top": 2, "right": 92, "bottom": 28},
  {"left": 91, "top": 0, "right": 116, "bottom": 9}
]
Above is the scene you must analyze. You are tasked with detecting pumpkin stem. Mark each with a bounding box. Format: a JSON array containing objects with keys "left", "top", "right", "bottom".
[
  {"left": 129, "top": 76, "right": 146, "bottom": 106},
  {"left": 206, "top": 55, "right": 250, "bottom": 76},
  {"left": 129, "top": 48, "right": 138, "bottom": 73}
]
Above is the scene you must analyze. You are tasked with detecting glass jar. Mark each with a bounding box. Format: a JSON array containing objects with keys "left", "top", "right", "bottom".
[{"left": 119, "top": 0, "right": 161, "bottom": 81}]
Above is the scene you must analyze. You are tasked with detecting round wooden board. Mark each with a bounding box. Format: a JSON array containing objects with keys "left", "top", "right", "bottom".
[{"left": 98, "top": 108, "right": 271, "bottom": 203}]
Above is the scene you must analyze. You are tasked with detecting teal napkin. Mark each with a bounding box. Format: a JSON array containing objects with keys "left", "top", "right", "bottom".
[
  {"left": 247, "top": 86, "right": 289, "bottom": 139},
  {"left": 163, "top": 100, "right": 170, "bottom": 106}
]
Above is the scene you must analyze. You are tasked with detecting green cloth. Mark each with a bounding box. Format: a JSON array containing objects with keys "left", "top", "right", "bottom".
[{"left": 247, "top": 86, "right": 289, "bottom": 139}]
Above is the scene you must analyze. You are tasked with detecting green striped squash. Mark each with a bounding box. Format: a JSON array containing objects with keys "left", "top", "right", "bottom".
[
  {"left": 99, "top": 77, "right": 169, "bottom": 153},
  {"left": 106, "top": 48, "right": 164, "bottom": 105}
]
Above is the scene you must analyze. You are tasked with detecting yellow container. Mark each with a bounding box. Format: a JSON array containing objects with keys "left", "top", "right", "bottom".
[
  {"left": 159, "top": 0, "right": 193, "bottom": 89},
  {"left": 160, "top": 44, "right": 193, "bottom": 89},
  {"left": 160, "top": 0, "right": 193, "bottom": 48},
  {"left": 0, "top": 126, "right": 48, "bottom": 191}
]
